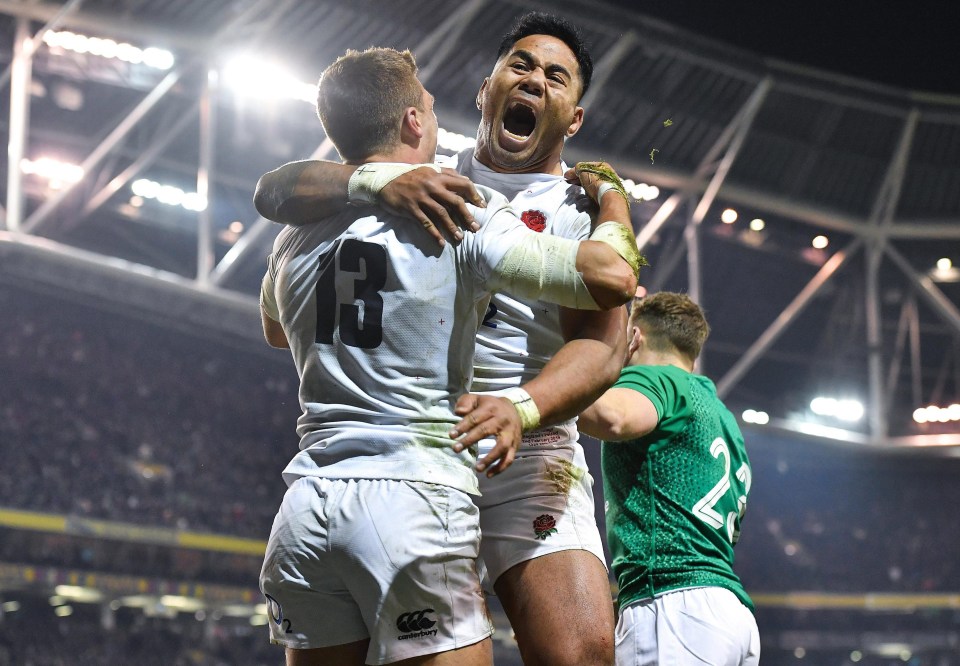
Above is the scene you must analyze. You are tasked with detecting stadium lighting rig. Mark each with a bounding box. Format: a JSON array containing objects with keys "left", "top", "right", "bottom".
[
  {"left": 131, "top": 178, "right": 207, "bottom": 212},
  {"left": 20, "top": 157, "right": 84, "bottom": 188},
  {"left": 222, "top": 55, "right": 316, "bottom": 104},
  {"left": 741, "top": 409, "right": 769, "bottom": 424},
  {"left": 42, "top": 30, "right": 174, "bottom": 70},
  {"left": 913, "top": 404, "right": 960, "bottom": 424},
  {"left": 810, "top": 396, "right": 864, "bottom": 422}
]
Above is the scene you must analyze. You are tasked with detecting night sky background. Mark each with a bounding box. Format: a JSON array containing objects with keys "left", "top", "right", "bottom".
[{"left": 606, "top": 1, "right": 959, "bottom": 95}]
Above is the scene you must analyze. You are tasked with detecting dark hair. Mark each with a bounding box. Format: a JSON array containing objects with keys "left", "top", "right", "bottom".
[
  {"left": 630, "top": 292, "right": 710, "bottom": 363},
  {"left": 496, "top": 12, "right": 593, "bottom": 99},
  {"left": 316, "top": 48, "right": 422, "bottom": 162}
]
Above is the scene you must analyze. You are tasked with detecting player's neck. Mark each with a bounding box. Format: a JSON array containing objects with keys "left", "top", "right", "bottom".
[
  {"left": 630, "top": 350, "right": 693, "bottom": 373},
  {"left": 473, "top": 145, "right": 565, "bottom": 176},
  {"left": 352, "top": 145, "right": 432, "bottom": 166}
]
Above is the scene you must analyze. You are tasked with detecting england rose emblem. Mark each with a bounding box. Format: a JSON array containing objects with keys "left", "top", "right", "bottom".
[
  {"left": 533, "top": 514, "right": 558, "bottom": 540},
  {"left": 521, "top": 209, "right": 547, "bottom": 232}
]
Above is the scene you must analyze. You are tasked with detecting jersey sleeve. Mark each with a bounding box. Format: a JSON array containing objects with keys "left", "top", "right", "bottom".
[
  {"left": 457, "top": 186, "right": 524, "bottom": 288},
  {"left": 612, "top": 366, "right": 696, "bottom": 449},
  {"left": 260, "top": 252, "right": 280, "bottom": 321}
]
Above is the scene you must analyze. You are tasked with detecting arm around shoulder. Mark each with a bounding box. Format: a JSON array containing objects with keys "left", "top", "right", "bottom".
[{"left": 253, "top": 160, "right": 355, "bottom": 225}]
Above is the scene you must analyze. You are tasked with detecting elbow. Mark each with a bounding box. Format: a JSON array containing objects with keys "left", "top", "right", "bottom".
[
  {"left": 265, "top": 333, "right": 289, "bottom": 349},
  {"left": 592, "top": 266, "right": 638, "bottom": 310},
  {"left": 253, "top": 174, "right": 279, "bottom": 221},
  {"left": 604, "top": 418, "right": 628, "bottom": 441},
  {"left": 599, "top": 352, "right": 622, "bottom": 388}
]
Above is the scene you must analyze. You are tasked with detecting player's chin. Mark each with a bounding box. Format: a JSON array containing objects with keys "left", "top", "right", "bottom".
[{"left": 489, "top": 140, "right": 540, "bottom": 171}]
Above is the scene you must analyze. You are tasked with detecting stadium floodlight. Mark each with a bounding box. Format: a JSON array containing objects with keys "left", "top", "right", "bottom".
[
  {"left": 810, "top": 396, "right": 863, "bottom": 422},
  {"left": 222, "top": 55, "right": 316, "bottom": 104},
  {"left": 20, "top": 157, "right": 84, "bottom": 187},
  {"left": 132, "top": 179, "right": 207, "bottom": 212},
  {"left": 810, "top": 397, "right": 837, "bottom": 416},
  {"left": 720, "top": 208, "right": 738, "bottom": 224},
  {"left": 917, "top": 404, "right": 960, "bottom": 423},
  {"left": 43, "top": 30, "right": 174, "bottom": 70},
  {"left": 621, "top": 179, "right": 660, "bottom": 202},
  {"left": 741, "top": 409, "right": 769, "bottom": 424}
]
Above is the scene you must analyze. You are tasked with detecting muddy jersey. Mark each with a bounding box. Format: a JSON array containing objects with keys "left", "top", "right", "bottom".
[
  {"left": 444, "top": 149, "right": 594, "bottom": 460},
  {"left": 263, "top": 184, "right": 547, "bottom": 496}
]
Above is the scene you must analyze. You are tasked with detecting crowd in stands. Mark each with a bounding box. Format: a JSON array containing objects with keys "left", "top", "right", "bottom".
[
  {"left": 735, "top": 432, "right": 960, "bottom": 594},
  {"left": 1, "top": 285, "right": 299, "bottom": 540},
  {"left": 0, "top": 594, "right": 277, "bottom": 666}
]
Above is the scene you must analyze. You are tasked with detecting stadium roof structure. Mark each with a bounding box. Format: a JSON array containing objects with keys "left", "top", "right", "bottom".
[{"left": 0, "top": 0, "right": 958, "bottom": 447}]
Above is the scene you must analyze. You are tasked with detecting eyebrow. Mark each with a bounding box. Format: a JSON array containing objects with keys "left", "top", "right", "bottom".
[{"left": 510, "top": 49, "right": 573, "bottom": 82}]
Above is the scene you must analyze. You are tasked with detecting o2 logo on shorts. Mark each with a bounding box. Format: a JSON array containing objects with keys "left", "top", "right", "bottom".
[
  {"left": 396, "top": 608, "right": 439, "bottom": 640},
  {"left": 264, "top": 593, "right": 293, "bottom": 634}
]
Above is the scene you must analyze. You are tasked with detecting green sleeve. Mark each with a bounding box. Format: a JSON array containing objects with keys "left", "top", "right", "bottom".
[{"left": 612, "top": 365, "right": 691, "bottom": 445}]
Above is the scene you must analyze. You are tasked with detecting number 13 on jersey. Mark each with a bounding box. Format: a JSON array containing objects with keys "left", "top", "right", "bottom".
[
  {"left": 692, "top": 437, "right": 751, "bottom": 545},
  {"left": 315, "top": 239, "right": 387, "bottom": 349}
]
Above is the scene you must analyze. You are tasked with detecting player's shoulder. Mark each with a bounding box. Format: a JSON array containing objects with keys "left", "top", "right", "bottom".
[
  {"left": 468, "top": 186, "right": 512, "bottom": 226},
  {"left": 617, "top": 364, "right": 689, "bottom": 396}
]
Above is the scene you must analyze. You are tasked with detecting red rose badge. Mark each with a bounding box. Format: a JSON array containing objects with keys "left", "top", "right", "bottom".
[
  {"left": 521, "top": 209, "right": 547, "bottom": 232},
  {"left": 533, "top": 514, "right": 558, "bottom": 540}
]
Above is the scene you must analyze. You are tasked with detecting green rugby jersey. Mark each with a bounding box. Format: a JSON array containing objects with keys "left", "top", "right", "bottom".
[{"left": 601, "top": 364, "right": 754, "bottom": 612}]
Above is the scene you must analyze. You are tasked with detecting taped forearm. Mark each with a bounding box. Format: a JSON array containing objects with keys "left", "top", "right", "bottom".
[
  {"left": 491, "top": 235, "right": 600, "bottom": 310},
  {"left": 589, "top": 221, "right": 646, "bottom": 280}
]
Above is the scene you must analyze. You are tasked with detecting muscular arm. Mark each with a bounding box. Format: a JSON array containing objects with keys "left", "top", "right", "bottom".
[
  {"left": 253, "top": 159, "right": 483, "bottom": 243},
  {"left": 253, "top": 160, "right": 353, "bottom": 225},
  {"left": 523, "top": 306, "right": 628, "bottom": 426},
  {"left": 261, "top": 308, "right": 289, "bottom": 349},
  {"left": 578, "top": 388, "right": 659, "bottom": 441},
  {"left": 450, "top": 306, "right": 627, "bottom": 471}
]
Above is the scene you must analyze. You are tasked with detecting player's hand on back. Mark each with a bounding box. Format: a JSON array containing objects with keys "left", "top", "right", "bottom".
[
  {"left": 379, "top": 167, "right": 485, "bottom": 247},
  {"left": 449, "top": 394, "right": 522, "bottom": 477}
]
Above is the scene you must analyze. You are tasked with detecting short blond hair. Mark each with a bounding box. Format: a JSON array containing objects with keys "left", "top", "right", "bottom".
[
  {"left": 630, "top": 292, "right": 710, "bottom": 364},
  {"left": 316, "top": 48, "right": 422, "bottom": 161}
]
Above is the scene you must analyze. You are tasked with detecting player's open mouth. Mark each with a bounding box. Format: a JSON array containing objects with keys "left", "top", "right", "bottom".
[{"left": 502, "top": 101, "right": 537, "bottom": 140}]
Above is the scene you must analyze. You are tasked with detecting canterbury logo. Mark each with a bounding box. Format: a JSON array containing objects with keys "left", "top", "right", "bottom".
[{"left": 396, "top": 609, "right": 436, "bottom": 632}]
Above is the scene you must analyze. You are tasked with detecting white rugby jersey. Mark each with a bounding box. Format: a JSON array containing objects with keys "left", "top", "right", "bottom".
[
  {"left": 446, "top": 149, "right": 595, "bottom": 459},
  {"left": 262, "top": 185, "right": 562, "bottom": 495}
]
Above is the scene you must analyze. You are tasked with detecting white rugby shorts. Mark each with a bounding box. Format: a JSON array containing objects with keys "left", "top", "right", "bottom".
[
  {"left": 615, "top": 587, "right": 760, "bottom": 666},
  {"left": 259, "top": 476, "right": 493, "bottom": 665},
  {"left": 475, "top": 453, "right": 606, "bottom": 588}
]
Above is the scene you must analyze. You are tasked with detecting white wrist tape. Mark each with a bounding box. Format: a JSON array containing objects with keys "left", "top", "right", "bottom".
[
  {"left": 347, "top": 162, "right": 441, "bottom": 205},
  {"left": 493, "top": 233, "right": 600, "bottom": 310},
  {"left": 597, "top": 181, "right": 629, "bottom": 205},
  {"left": 503, "top": 387, "right": 541, "bottom": 432},
  {"left": 589, "top": 221, "right": 644, "bottom": 280}
]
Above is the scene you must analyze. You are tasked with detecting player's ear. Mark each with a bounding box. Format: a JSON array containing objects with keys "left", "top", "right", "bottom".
[
  {"left": 400, "top": 106, "right": 424, "bottom": 143},
  {"left": 565, "top": 106, "right": 584, "bottom": 138},
  {"left": 476, "top": 78, "right": 489, "bottom": 111},
  {"left": 627, "top": 326, "right": 642, "bottom": 358}
]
